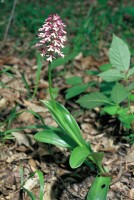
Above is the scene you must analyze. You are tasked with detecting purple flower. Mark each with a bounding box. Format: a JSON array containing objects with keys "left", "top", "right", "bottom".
[{"left": 36, "top": 14, "right": 67, "bottom": 62}]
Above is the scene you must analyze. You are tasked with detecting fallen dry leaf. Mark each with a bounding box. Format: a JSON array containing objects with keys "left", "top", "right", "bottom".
[
  {"left": 0, "top": 98, "right": 7, "bottom": 111},
  {"left": 28, "top": 159, "right": 37, "bottom": 172},
  {"left": 0, "top": 88, "right": 18, "bottom": 102},
  {"left": 12, "top": 132, "right": 35, "bottom": 150},
  {"left": 23, "top": 100, "right": 47, "bottom": 113},
  {"left": 6, "top": 152, "right": 28, "bottom": 163},
  {"left": 44, "top": 179, "right": 56, "bottom": 200},
  {"left": 17, "top": 111, "right": 35, "bottom": 124},
  {"left": 23, "top": 175, "right": 39, "bottom": 190},
  {"left": 129, "top": 188, "right": 134, "bottom": 199},
  {"left": 124, "top": 144, "right": 134, "bottom": 163}
]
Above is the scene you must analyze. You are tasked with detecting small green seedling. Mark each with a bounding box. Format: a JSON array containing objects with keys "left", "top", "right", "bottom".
[{"left": 20, "top": 164, "right": 44, "bottom": 200}]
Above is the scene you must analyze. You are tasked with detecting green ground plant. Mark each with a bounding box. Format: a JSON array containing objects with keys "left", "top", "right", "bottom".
[
  {"left": 1, "top": 1, "right": 134, "bottom": 55},
  {"left": 34, "top": 14, "right": 111, "bottom": 200},
  {"left": 78, "top": 35, "right": 134, "bottom": 143},
  {"left": 1, "top": 0, "right": 134, "bottom": 198},
  {"left": 20, "top": 164, "right": 45, "bottom": 200},
  {"left": 0, "top": 106, "right": 22, "bottom": 141}
]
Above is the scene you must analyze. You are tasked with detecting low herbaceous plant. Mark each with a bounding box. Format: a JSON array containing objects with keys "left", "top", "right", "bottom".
[
  {"left": 34, "top": 14, "right": 111, "bottom": 200},
  {"left": 77, "top": 35, "right": 134, "bottom": 139}
]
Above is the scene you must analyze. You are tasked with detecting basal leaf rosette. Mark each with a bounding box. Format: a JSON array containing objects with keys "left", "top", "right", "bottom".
[{"left": 40, "top": 100, "right": 87, "bottom": 147}]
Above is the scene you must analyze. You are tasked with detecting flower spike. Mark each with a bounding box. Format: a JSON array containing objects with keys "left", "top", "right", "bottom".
[{"left": 36, "top": 14, "right": 67, "bottom": 62}]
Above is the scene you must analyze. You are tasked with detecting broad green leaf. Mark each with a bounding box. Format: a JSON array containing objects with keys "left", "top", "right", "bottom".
[
  {"left": 99, "top": 63, "right": 112, "bottom": 72},
  {"left": 109, "top": 35, "right": 130, "bottom": 71},
  {"left": 111, "top": 83, "right": 129, "bottom": 104},
  {"left": 97, "top": 0, "right": 109, "bottom": 5},
  {"left": 66, "top": 76, "right": 82, "bottom": 85},
  {"left": 117, "top": 108, "right": 131, "bottom": 129},
  {"left": 65, "top": 84, "right": 88, "bottom": 99},
  {"left": 87, "top": 175, "right": 111, "bottom": 200},
  {"left": 85, "top": 70, "right": 99, "bottom": 75},
  {"left": 69, "top": 146, "right": 90, "bottom": 168},
  {"left": 127, "top": 82, "right": 134, "bottom": 91},
  {"left": 117, "top": 108, "right": 128, "bottom": 116},
  {"left": 129, "top": 94, "right": 134, "bottom": 101},
  {"left": 127, "top": 67, "right": 134, "bottom": 78},
  {"left": 77, "top": 92, "right": 110, "bottom": 109},
  {"left": 99, "top": 69, "right": 125, "bottom": 82},
  {"left": 34, "top": 129, "right": 77, "bottom": 149},
  {"left": 100, "top": 82, "right": 115, "bottom": 96},
  {"left": 118, "top": 114, "right": 134, "bottom": 129},
  {"left": 122, "top": 6, "right": 134, "bottom": 18},
  {"left": 41, "top": 100, "right": 86, "bottom": 147},
  {"left": 103, "top": 105, "right": 119, "bottom": 115}
]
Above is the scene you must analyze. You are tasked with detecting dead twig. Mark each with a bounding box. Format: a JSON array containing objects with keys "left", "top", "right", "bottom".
[
  {"left": 3, "top": 0, "right": 17, "bottom": 43},
  {"left": 111, "top": 165, "right": 123, "bottom": 185}
]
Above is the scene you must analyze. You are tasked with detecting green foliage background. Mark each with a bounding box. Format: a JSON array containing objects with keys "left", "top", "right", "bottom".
[{"left": 0, "top": 0, "right": 134, "bottom": 55}]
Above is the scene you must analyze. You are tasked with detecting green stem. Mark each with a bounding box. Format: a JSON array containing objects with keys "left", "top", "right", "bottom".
[
  {"left": 125, "top": 77, "right": 133, "bottom": 115},
  {"left": 88, "top": 155, "right": 106, "bottom": 174},
  {"left": 48, "top": 62, "right": 56, "bottom": 108},
  {"left": 97, "top": 163, "right": 106, "bottom": 174}
]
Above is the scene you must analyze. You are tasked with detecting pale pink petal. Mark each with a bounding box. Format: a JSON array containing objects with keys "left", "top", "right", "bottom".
[
  {"left": 46, "top": 55, "right": 53, "bottom": 62},
  {"left": 36, "top": 14, "right": 66, "bottom": 61}
]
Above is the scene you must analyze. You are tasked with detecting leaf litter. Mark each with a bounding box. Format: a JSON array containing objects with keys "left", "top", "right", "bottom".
[{"left": 0, "top": 31, "right": 134, "bottom": 200}]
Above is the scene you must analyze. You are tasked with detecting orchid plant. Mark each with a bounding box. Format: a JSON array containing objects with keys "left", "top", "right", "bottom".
[{"left": 34, "top": 14, "right": 111, "bottom": 200}]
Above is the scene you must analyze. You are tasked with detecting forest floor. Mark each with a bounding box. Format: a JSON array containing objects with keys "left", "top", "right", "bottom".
[{"left": 0, "top": 37, "right": 134, "bottom": 200}]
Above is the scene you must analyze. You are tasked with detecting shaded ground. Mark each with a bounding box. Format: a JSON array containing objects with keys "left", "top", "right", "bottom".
[
  {"left": 0, "top": 39, "right": 134, "bottom": 200},
  {"left": 1, "top": 0, "right": 134, "bottom": 199}
]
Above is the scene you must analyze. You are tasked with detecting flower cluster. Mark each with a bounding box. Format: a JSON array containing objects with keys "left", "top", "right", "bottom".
[{"left": 36, "top": 14, "right": 67, "bottom": 62}]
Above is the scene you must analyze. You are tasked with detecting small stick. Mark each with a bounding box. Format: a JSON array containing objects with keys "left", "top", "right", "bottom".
[
  {"left": 111, "top": 165, "right": 123, "bottom": 185},
  {"left": 3, "top": 0, "right": 17, "bottom": 43}
]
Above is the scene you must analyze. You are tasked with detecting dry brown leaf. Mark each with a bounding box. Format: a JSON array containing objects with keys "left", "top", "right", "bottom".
[
  {"left": 95, "top": 136, "right": 119, "bottom": 152},
  {"left": 28, "top": 159, "right": 37, "bottom": 172},
  {"left": 12, "top": 132, "right": 35, "bottom": 150},
  {"left": 23, "top": 100, "right": 47, "bottom": 113},
  {"left": 124, "top": 144, "right": 134, "bottom": 163},
  {"left": 0, "top": 88, "right": 18, "bottom": 102},
  {"left": 0, "top": 98, "right": 7, "bottom": 111},
  {"left": 45, "top": 117, "right": 57, "bottom": 127},
  {"left": 44, "top": 179, "right": 56, "bottom": 200},
  {"left": 6, "top": 152, "right": 28, "bottom": 163},
  {"left": 23, "top": 174, "right": 39, "bottom": 191},
  {"left": 110, "top": 182, "right": 129, "bottom": 195},
  {"left": 74, "top": 53, "right": 100, "bottom": 70},
  {"left": 1, "top": 73, "right": 12, "bottom": 83},
  {"left": 2, "top": 56, "right": 21, "bottom": 65},
  {"left": 38, "top": 79, "right": 49, "bottom": 89},
  {"left": 129, "top": 188, "right": 134, "bottom": 199},
  {"left": 17, "top": 111, "right": 35, "bottom": 124},
  {"left": 81, "top": 123, "right": 94, "bottom": 134}
]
